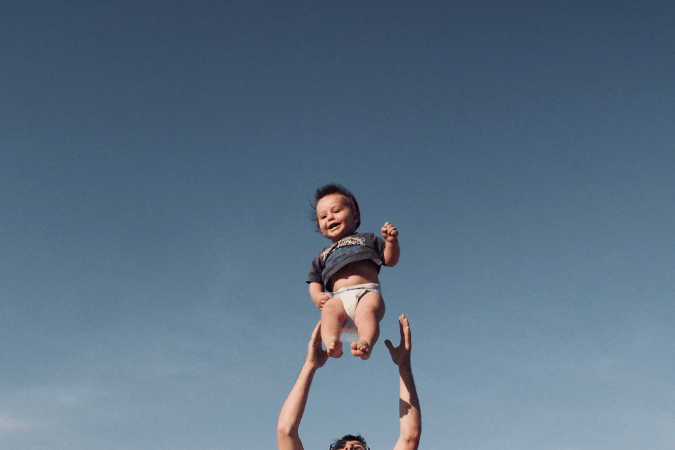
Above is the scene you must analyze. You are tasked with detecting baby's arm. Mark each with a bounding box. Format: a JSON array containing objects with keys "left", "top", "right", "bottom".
[
  {"left": 382, "top": 222, "right": 400, "bottom": 267},
  {"left": 309, "top": 282, "right": 332, "bottom": 310}
]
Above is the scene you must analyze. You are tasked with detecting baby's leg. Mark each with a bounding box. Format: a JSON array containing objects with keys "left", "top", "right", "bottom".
[
  {"left": 351, "top": 291, "right": 386, "bottom": 360},
  {"left": 321, "top": 298, "right": 347, "bottom": 358}
]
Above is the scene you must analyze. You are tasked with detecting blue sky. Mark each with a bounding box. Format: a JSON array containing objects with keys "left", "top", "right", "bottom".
[{"left": 1, "top": 1, "right": 674, "bottom": 449}]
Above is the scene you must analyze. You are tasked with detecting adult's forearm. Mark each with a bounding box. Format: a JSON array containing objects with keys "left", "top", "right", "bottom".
[
  {"left": 278, "top": 363, "right": 317, "bottom": 448},
  {"left": 397, "top": 364, "right": 421, "bottom": 449}
]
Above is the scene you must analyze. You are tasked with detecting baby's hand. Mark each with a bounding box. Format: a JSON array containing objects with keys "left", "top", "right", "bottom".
[
  {"left": 315, "top": 292, "right": 332, "bottom": 310},
  {"left": 381, "top": 222, "right": 398, "bottom": 242}
]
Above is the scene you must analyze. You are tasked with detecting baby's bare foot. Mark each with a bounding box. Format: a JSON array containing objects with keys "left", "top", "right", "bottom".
[
  {"left": 326, "top": 338, "right": 343, "bottom": 358},
  {"left": 350, "top": 340, "right": 372, "bottom": 360}
]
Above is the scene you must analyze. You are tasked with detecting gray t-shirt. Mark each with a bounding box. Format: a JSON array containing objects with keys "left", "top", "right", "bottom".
[{"left": 307, "top": 232, "right": 386, "bottom": 289}]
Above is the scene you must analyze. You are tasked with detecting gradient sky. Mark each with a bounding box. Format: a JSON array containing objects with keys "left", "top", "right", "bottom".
[{"left": 2, "top": 1, "right": 674, "bottom": 449}]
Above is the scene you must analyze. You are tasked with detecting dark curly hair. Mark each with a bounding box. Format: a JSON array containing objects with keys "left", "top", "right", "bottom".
[
  {"left": 309, "top": 183, "right": 361, "bottom": 232},
  {"left": 329, "top": 434, "right": 370, "bottom": 450}
]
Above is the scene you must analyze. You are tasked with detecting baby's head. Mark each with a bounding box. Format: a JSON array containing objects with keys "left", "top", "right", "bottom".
[{"left": 311, "top": 184, "right": 361, "bottom": 239}]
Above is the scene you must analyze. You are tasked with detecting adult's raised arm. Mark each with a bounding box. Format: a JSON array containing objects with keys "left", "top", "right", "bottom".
[
  {"left": 384, "top": 315, "right": 422, "bottom": 450},
  {"left": 277, "top": 321, "right": 328, "bottom": 450}
]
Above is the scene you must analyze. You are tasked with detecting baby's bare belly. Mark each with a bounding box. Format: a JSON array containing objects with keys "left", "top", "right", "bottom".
[{"left": 329, "top": 260, "right": 380, "bottom": 292}]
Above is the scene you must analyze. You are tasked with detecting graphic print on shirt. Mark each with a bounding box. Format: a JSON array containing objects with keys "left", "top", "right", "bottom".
[
  {"left": 320, "top": 235, "right": 366, "bottom": 262},
  {"left": 324, "top": 245, "right": 362, "bottom": 272}
]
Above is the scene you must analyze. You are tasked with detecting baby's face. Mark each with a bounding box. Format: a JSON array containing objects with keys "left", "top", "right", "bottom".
[{"left": 316, "top": 193, "right": 359, "bottom": 242}]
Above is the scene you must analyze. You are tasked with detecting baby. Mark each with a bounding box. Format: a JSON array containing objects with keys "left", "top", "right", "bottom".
[{"left": 307, "top": 184, "right": 399, "bottom": 360}]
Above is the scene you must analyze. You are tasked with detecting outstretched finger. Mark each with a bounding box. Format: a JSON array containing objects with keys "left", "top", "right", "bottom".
[
  {"left": 398, "top": 314, "right": 406, "bottom": 343},
  {"left": 401, "top": 315, "right": 411, "bottom": 350},
  {"left": 309, "top": 321, "right": 329, "bottom": 364},
  {"left": 310, "top": 321, "right": 322, "bottom": 346},
  {"left": 384, "top": 339, "right": 398, "bottom": 362}
]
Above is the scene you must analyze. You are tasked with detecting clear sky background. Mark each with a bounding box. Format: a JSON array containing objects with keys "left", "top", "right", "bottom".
[{"left": 2, "top": 1, "right": 674, "bottom": 449}]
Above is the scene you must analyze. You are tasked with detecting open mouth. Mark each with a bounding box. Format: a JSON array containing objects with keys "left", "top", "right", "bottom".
[{"left": 328, "top": 222, "right": 340, "bottom": 230}]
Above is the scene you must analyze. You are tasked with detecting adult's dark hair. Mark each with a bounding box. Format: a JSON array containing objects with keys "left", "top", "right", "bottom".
[
  {"left": 309, "top": 183, "right": 361, "bottom": 232},
  {"left": 329, "top": 434, "right": 370, "bottom": 450}
]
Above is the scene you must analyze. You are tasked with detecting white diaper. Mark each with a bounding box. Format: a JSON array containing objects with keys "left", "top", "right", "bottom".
[{"left": 330, "top": 283, "right": 382, "bottom": 335}]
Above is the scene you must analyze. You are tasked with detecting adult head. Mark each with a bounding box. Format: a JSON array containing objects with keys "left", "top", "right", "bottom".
[{"left": 329, "top": 434, "right": 369, "bottom": 450}]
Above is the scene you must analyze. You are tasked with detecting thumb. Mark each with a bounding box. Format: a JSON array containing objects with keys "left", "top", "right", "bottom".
[{"left": 384, "top": 339, "right": 394, "bottom": 351}]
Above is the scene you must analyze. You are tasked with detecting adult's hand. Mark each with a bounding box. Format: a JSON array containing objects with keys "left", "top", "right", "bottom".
[
  {"left": 306, "top": 321, "right": 328, "bottom": 369},
  {"left": 385, "top": 314, "right": 411, "bottom": 368}
]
